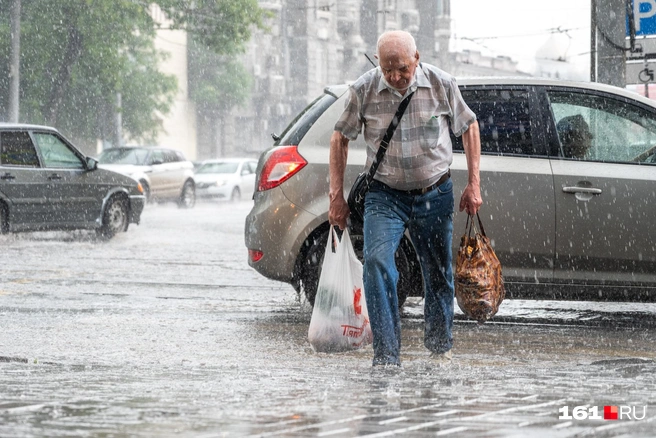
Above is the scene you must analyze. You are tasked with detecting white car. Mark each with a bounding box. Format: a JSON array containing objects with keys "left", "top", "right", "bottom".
[
  {"left": 97, "top": 146, "right": 196, "bottom": 208},
  {"left": 195, "top": 158, "right": 258, "bottom": 201}
]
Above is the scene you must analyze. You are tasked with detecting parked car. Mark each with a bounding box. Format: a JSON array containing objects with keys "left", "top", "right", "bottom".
[
  {"left": 245, "top": 78, "right": 656, "bottom": 306},
  {"left": 0, "top": 123, "right": 145, "bottom": 239},
  {"left": 195, "top": 158, "right": 258, "bottom": 202},
  {"left": 97, "top": 146, "right": 196, "bottom": 208}
]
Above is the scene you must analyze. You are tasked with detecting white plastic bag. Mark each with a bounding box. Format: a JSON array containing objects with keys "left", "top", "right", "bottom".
[{"left": 308, "top": 226, "right": 373, "bottom": 353}]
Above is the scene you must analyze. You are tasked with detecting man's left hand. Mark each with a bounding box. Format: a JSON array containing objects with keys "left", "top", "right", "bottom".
[{"left": 459, "top": 182, "right": 482, "bottom": 215}]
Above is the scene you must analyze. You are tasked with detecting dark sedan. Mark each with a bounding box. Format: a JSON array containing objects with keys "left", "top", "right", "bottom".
[{"left": 0, "top": 124, "right": 145, "bottom": 239}]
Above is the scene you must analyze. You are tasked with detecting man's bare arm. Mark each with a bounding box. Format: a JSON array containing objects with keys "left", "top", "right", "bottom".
[
  {"left": 459, "top": 120, "right": 483, "bottom": 215},
  {"left": 329, "top": 131, "right": 351, "bottom": 229}
]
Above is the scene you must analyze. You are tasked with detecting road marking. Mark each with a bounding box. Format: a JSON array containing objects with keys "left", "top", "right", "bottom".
[
  {"left": 249, "top": 399, "right": 565, "bottom": 437},
  {"left": 553, "top": 421, "right": 573, "bottom": 429},
  {"left": 465, "top": 399, "right": 567, "bottom": 420},
  {"left": 360, "top": 420, "right": 447, "bottom": 437},
  {"left": 249, "top": 415, "right": 368, "bottom": 437},
  {"left": 246, "top": 403, "right": 451, "bottom": 437},
  {"left": 433, "top": 409, "right": 459, "bottom": 417},
  {"left": 2, "top": 404, "right": 47, "bottom": 413},
  {"left": 317, "top": 428, "right": 351, "bottom": 437},
  {"left": 436, "top": 427, "right": 469, "bottom": 436},
  {"left": 378, "top": 416, "right": 407, "bottom": 425}
]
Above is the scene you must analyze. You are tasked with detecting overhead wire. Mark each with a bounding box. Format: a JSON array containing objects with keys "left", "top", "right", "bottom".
[{"left": 453, "top": 25, "right": 591, "bottom": 63}]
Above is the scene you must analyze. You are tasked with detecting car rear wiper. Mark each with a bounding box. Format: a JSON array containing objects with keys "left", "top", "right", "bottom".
[{"left": 271, "top": 133, "right": 281, "bottom": 141}]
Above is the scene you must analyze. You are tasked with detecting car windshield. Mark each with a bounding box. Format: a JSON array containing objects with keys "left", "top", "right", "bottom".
[
  {"left": 196, "top": 162, "right": 239, "bottom": 174},
  {"left": 98, "top": 148, "right": 149, "bottom": 165}
]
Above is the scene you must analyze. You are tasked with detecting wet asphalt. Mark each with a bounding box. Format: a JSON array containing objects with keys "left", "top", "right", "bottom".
[{"left": 1, "top": 201, "right": 655, "bottom": 437}]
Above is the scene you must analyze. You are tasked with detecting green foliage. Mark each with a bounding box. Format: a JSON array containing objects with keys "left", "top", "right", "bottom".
[
  {"left": 162, "top": 0, "right": 267, "bottom": 117},
  {"left": 0, "top": 0, "right": 264, "bottom": 148},
  {"left": 189, "top": 38, "right": 252, "bottom": 115},
  {"left": 157, "top": 0, "right": 265, "bottom": 55}
]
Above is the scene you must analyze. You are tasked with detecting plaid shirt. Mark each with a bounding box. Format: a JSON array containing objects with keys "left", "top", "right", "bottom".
[{"left": 335, "top": 63, "right": 476, "bottom": 191}]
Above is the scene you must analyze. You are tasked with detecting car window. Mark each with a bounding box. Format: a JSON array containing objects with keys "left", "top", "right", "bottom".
[
  {"left": 149, "top": 150, "right": 165, "bottom": 165},
  {"left": 0, "top": 131, "right": 40, "bottom": 167},
  {"left": 33, "top": 133, "right": 84, "bottom": 169},
  {"left": 163, "top": 150, "right": 179, "bottom": 163},
  {"left": 98, "top": 148, "right": 149, "bottom": 165},
  {"left": 548, "top": 90, "right": 656, "bottom": 163},
  {"left": 241, "top": 162, "right": 253, "bottom": 175},
  {"left": 196, "top": 162, "right": 239, "bottom": 174},
  {"left": 455, "top": 88, "right": 534, "bottom": 155},
  {"left": 277, "top": 92, "right": 337, "bottom": 146}
]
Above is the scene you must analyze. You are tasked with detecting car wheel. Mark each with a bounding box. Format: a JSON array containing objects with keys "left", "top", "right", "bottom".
[
  {"left": 230, "top": 187, "right": 241, "bottom": 202},
  {"left": 178, "top": 180, "right": 195, "bottom": 209},
  {"left": 298, "top": 225, "right": 420, "bottom": 308},
  {"left": 96, "top": 196, "right": 128, "bottom": 240},
  {"left": 0, "top": 202, "right": 8, "bottom": 234}
]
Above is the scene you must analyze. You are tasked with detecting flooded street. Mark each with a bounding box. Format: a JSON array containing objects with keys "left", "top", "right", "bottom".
[{"left": 1, "top": 201, "right": 655, "bottom": 437}]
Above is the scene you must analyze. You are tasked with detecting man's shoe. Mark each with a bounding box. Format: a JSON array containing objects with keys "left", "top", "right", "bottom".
[
  {"left": 430, "top": 350, "right": 452, "bottom": 361},
  {"left": 372, "top": 358, "right": 402, "bottom": 367}
]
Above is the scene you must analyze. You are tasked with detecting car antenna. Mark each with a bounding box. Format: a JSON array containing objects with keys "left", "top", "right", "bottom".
[{"left": 365, "top": 53, "right": 377, "bottom": 68}]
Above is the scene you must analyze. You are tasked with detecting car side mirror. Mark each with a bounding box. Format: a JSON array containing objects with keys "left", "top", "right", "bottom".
[{"left": 86, "top": 157, "right": 98, "bottom": 171}]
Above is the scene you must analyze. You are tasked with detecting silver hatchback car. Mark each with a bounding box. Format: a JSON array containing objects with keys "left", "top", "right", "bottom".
[{"left": 245, "top": 78, "right": 656, "bottom": 306}]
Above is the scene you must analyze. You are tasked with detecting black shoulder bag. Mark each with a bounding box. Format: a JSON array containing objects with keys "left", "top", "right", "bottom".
[{"left": 347, "top": 91, "right": 414, "bottom": 224}]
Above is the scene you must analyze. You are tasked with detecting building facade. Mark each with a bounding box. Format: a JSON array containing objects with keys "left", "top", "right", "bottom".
[
  {"left": 160, "top": 0, "right": 525, "bottom": 160},
  {"left": 150, "top": 4, "right": 198, "bottom": 160}
]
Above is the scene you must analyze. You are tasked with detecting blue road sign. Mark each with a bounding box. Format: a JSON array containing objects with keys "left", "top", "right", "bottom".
[{"left": 628, "top": 0, "right": 656, "bottom": 36}]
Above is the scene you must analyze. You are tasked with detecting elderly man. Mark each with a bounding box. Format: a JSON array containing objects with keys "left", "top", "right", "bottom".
[{"left": 328, "top": 30, "right": 483, "bottom": 367}]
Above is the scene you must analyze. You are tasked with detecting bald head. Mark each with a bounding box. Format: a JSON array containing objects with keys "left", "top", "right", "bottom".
[
  {"left": 376, "top": 31, "right": 417, "bottom": 59},
  {"left": 375, "top": 31, "right": 419, "bottom": 93}
]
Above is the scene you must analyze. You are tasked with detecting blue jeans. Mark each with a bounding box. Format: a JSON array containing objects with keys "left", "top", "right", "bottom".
[{"left": 363, "top": 178, "right": 454, "bottom": 366}]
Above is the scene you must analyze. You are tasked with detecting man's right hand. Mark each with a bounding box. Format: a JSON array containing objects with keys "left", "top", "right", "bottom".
[{"left": 328, "top": 193, "right": 350, "bottom": 230}]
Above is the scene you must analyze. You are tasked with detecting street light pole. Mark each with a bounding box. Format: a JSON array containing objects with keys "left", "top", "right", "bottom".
[
  {"left": 590, "top": 0, "right": 597, "bottom": 82},
  {"left": 8, "top": 0, "right": 21, "bottom": 123},
  {"left": 591, "top": 0, "right": 626, "bottom": 87}
]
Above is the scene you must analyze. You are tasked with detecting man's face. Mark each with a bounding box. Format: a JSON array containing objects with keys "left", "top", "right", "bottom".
[{"left": 377, "top": 48, "right": 419, "bottom": 91}]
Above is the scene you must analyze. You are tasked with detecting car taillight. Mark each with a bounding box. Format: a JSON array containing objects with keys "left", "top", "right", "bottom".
[
  {"left": 249, "top": 249, "right": 264, "bottom": 262},
  {"left": 258, "top": 145, "right": 308, "bottom": 191}
]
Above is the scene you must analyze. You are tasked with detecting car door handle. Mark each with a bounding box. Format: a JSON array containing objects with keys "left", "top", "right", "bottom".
[
  {"left": 562, "top": 186, "right": 602, "bottom": 195},
  {"left": 48, "top": 173, "right": 62, "bottom": 180},
  {"left": 1, "top": 172, "right": 16, "bottom": 180}
]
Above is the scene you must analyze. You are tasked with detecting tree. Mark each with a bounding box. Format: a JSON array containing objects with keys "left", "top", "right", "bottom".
[
  {"left": 189, "top": 37, "right": 252, "bottom": 157},
  {"left": 0, "top": 0, "right": 264, "bottom": 153},
  {"left": 157, "top": 0, "right": 264, "bottom": 55},
  {"left": 160, "top": 0, "right": 266, "bottom": 158}
]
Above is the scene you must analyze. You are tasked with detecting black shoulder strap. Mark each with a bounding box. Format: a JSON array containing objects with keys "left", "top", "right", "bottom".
[{"left": 365, "top": 91, "right": 415, "bottom": 181}]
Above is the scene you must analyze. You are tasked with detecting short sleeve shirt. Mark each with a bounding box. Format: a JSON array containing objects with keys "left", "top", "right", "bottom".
[{"left": 334, "top": 63, "right": 476, "bottom": 191}]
